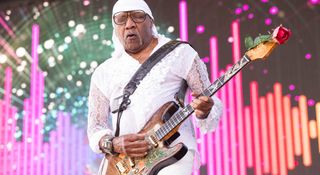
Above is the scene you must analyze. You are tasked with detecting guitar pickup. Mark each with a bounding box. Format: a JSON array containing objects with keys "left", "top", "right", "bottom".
[{"left": 148, "top": 135, "right": 158, "bottom": 148}]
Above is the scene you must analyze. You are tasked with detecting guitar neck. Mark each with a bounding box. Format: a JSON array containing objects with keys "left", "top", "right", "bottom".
[{"left": 155, "top": 55, "right": 252, "bottom": 140}]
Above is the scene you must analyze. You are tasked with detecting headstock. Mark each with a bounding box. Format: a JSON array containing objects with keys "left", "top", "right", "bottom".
[{"left": 244, "top": 25, "right": 291, "bottom": 61}]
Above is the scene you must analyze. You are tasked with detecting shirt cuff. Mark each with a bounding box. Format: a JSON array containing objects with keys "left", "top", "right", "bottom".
[
  {"left": 194, "top": 96, "right": 223, "bottom": 133},
  {"left": 88, "top": 129, "right": 113, "bottom": 153}
]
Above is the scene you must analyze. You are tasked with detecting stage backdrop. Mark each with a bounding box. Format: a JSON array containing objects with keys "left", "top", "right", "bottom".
[{"left": 0, "top": 0, "right": 319, "bottom": 174}]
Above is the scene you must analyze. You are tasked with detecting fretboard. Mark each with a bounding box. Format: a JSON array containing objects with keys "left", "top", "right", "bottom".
[{"left": 155, "top": 54, "right": 251, "bottom": 140}]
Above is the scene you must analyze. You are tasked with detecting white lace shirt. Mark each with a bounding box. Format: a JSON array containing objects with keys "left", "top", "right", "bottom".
[{"left": 87, "top": 36, "right": 223, "bottom": 154}]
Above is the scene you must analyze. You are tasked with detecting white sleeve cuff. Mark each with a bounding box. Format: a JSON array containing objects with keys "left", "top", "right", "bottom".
[
  {"left": 195, "top": 95, "right": 223, "bottom": 133},
  {"left": 88, "top": 129, "right": 113, "bottom": 153}
]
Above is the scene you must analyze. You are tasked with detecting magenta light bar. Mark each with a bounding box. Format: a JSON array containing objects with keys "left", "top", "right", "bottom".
[
  {"left": 274, "top": 83, "right": 288, "bottom": 175},
  {"left": 231, "top": 20, "right": 246, "bottom": 175},
  {"left": 228, "top": 76, "right": 238, "bottom": 175},
  {"left": 179, "top": 1, "right": 188, "bottom": 41},
  {"left": 250, "top": 82, "right": 262, "bottom": 175},
  {"left": 4, "top": 67, "right": 12, "bottom": 105}
]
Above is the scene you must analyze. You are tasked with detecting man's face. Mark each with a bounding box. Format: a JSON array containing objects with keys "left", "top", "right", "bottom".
[{"left": 114, "top": 10, "right": 154, "bottom": 54}]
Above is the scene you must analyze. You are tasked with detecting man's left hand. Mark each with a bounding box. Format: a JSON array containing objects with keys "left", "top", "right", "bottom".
[{"left": 190, "top": 92, "right": 214, "bottom": 119}]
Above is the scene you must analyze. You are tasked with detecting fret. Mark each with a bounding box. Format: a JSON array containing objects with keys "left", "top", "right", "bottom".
[{"left": 167, "top": 120, "right": 174, "bottom": 130}]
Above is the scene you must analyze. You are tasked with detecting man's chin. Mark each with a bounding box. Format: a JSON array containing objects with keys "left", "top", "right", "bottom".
[{"left": 125, "top": 44, "right": 143, "bottom": 54}]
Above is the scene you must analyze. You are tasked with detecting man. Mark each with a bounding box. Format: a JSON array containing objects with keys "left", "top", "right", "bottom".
[{"left": 87, "top": 0, "right": 223, "bottom": 174}]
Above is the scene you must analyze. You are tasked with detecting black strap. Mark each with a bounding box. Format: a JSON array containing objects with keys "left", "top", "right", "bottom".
[
  {"left": 174, "top": 80, "right": 188, "bottom": 108},
  {"left": 114, "top": 40, "right": 189, "bottom": 137}
]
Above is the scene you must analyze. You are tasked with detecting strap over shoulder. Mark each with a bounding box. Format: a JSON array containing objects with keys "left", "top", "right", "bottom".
[{"left": 113, "top": 40, "right": 190, "bottom": 137}]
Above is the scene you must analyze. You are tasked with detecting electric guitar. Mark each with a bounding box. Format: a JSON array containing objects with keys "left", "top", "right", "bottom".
[{"left": 106, "top": 25, "right": 291, "bottom": 175}]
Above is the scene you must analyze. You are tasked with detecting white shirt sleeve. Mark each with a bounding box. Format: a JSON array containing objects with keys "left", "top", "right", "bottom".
[
  {"left": 186, "top": 55, "right": 223, "bottom": 133},
  {"left": 87, "top": 78, "right": 113, "bottom": 153}
]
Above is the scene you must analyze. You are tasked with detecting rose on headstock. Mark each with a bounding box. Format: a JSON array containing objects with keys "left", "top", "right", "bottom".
[
  {"left": 245, "top": 25, "right": 291, "bottom": 61},
  {"left": 245, "top": 25, "right": 291, "bottom": 51},
  {"left": 272, "top": 26, "right": 291, "bottom": 44}
]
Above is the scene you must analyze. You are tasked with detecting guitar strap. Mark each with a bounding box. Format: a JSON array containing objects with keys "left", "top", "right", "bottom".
[{"left": 112, "top": 40, "right": 189, "bottom": 137}]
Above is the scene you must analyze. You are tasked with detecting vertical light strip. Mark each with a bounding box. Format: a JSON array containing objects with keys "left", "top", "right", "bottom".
[
  {"left": 57, "top": 113, "right": 63, "bottom": 175},
  {"left": 231, "top": 20, "right": 246, "bottom": 175},
  {"left": 220, "top": 79, "right": 230, "bottom": 175},
  {"left": 250, "top": 82, "right": 262, "bottom": 175},
  {"left": 228, "top": 77, "right": 238, "bottom": 175},
  {"left": 43, "top": 143, "right": 49, "bottom": 175},
  {"left": 4, "top": 67, "right": 12, "bottom": 105},
  {"left": 9, "top": 108, "right": 17, "bottom": 175},
  {"left": 209, "top": 36, "right": 218, "bottom": 80},
  {"left": 309, "top": 120, "right": 317, "bottom": 139},
  {"left": 200, "top": 134, "right": 207, "bottom": 165},
  {"left": 231, "top": 21, "right": 241, "bottom": 63},
  {"left": 266, "top": 93, "right": 278, "bottom": 174},
  {"left": 30, "top": 24, "right": 40, "bottom": 175},
  {"left": 23, "top": 99, "right": 30, "bottom": 175},
  {"left": 207, "top": 133, "right": 214, "bottom": 175},
  {"left": 292, "top": 107, "right": 302, "bottom": 156},
  {"left": 316, "top": 103, "right": 320, "bottom": 153},
  {"left": 274, "top": 83, "right": 287, "bottom": 175},
  {"left": 71, "top": 126, "right": 77, "bottom": 175},
  {"left": 259, "top": 97, "right": 270, "bottom": 173},
  {"left": 17, "top": 142, "right": 22, "bottom": 175},
  {"left": 179, "top": 1, "right": 188, "bottom": 41},
  {"left": 0, "top": 101, "right": 3, "bottom": 175},
  {"left": 3, "top": 67, "right": 12, "bottom": 175},
  {"left": 207, "top": 36, "right": 218, "bottom": 175},
  {"left": 37, "top": 72, "right": 44, "bottom": 175},
  {"left": 244, "top": 106, "right": 253, "bottom": 167},
  {"left": 299, "top": 95, "right": 312, "bottom": 166},
  {"left": 50, "top": 131, "right": 57, "bottom": 175},
  {"left": 78, "top": 131, "right": 84, "bottom": 174},
  {"left": 214, "top": 91, "right": 222, "bottom": 175},
  {"left": 283, "top": 96, "right": 295, "bottom": 170},
  {"left": 64, "top": 114, "right": 71, "bottom": 175}
]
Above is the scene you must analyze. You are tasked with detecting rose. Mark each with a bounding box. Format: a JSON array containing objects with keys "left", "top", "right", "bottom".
[{"left": 272, "top": 26, "right": 291, "bottom": 44}]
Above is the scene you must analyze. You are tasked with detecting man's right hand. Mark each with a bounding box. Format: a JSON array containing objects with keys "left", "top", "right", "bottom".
[{"left": 112, "top": 133, "right": 151, "bottom": 158}]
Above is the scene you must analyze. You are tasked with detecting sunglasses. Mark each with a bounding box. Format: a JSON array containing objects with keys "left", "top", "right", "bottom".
[{"left": 113, "top": 10, "right": 147, "bottom": 25}]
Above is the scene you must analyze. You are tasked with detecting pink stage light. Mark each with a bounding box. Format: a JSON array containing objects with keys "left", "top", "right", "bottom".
[
  {"left": 283, "top": 96, "right": 295, "bottom": 170},
  {"left": 179, "top": 1, "right": 188, "bottom": 41},
  {"left": 309, "top": 0, "right": 319, "bottom": 5},
  {"left": 305, "top": 53, "right": 312, "bottom": 60},
  {"left": 267, "top": 93, "right": 279, "bottom": 174},
  {"left": 265, "top": 18, "right": 272, "bottom": 25},
  {"left": 235, "top": 7, "right": 242, "bottom": 15},
  {"left": 231, "top": 20, "right": 246, "bottom": 175},
  {"left": 274, "top": 83, "right": 288, "bottom": 175},
  {"left": 248, "top": 13, "right": 254, "bottom": 20},
  {"left": 250, "top": 82, "right": 262, "bottom": 175},
  {"left": 242, "top": 4, "right": 250, "bottom": 11},
  {"left": 196, "top": 25, "right": 205, "bottom": 34},
  {"left": 228, "top": 74, "right": 238, "bottom": 175},
  {"left": 299, "top": 96, "right": 312, "bottom": 166},
  {"left": 269, "top": 6, "right": 279, "bottom": 15},
  {"left": 259, "top": 97, "right": 270, "bottom": 173}
]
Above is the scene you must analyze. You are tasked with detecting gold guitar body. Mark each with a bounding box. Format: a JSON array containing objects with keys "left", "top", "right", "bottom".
[{"left": 106, "top": 102, "right": 188, "bottom": 175}]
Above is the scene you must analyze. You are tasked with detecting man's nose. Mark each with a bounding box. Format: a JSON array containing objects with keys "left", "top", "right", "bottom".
[{"left": 125, "top": 15, "right": 136, "bottom": 29}]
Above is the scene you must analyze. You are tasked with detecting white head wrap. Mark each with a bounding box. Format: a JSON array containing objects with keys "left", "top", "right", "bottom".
[{"left": 111, "top": 0, "right": 159, "bottom": 58}]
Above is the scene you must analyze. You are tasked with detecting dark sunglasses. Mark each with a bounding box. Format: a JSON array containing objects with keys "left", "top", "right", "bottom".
[{"left": 113, "top": 10, "right": 147, "bottom": 25}]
